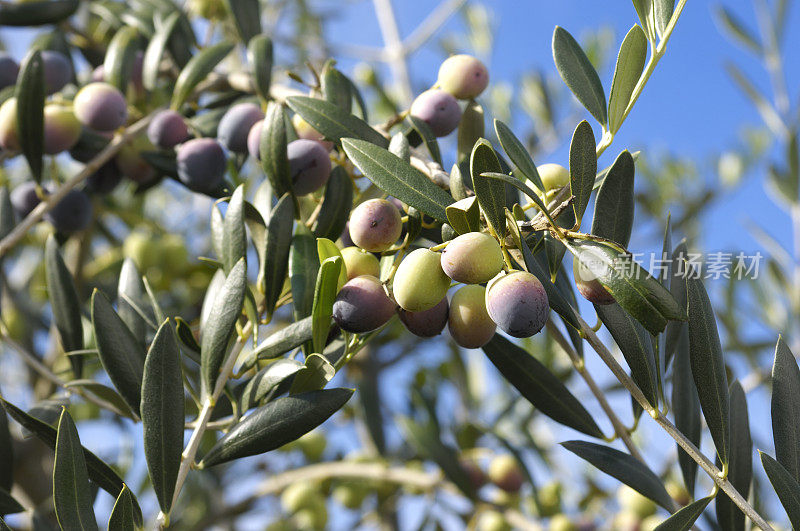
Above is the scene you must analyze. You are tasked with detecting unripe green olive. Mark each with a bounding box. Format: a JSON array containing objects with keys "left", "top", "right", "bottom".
[
  {"left": 617, "top": 485, "right": 657, "bottom": 519},
  {"left": 665, "top": 479, "right": 690, "bottom": 506},
  {"left": 349, "top": 198, "right": 403, "bottom": 252},
  {"left": 393, "top": 248, "right": 450, "bottom": 312},
  {"left": 573, "top": 257, "right": 614, "bottom": 305},
  {"left": 294, "top": 505, "right": 328, "bottom": 529},
  {"left": 640, "top": 515, "right": 665, "bottom": 531},
  {"left": 441, "top": 232, "right": 504, "bottom": 284},
  {"left": 538, "top": 481, "right": 563, "bottom": 517},
  {"left": 538, "top": 163, "right": 570, "bottom": 192},
  {"left": 123, "top": 232, "right": 160, "bottom": 272},
  {"left": 476, "top": 510, "right": 511, "bottom": 531},
  {"left": 612, "top": 511, "right": 642, "bottom": 531},
  {"left": 448, "top": 285, "right": 495, "bottom": 348},
  {"left": 487, "top": 454, "right": 524, "bottom": 493},
  {"left": 0, "top": 98, "right": 19, "bottom": 151},
  {"left": 340, "top": 246, "right": 380, "bottom": 280},
  {"left": 43, "top": 104, "right": 81, "bottom": 155},
  {"left": 280, "top": 482, "right": 319, "bottom": 513},
  {"left": 549, "top": 514, "right": 578, "bottom": 531},
  {"left": 296, "top": 430, "right": 326, "bottom": 461},
  {"left": 437, "top": 54, "right": 489, "bottom": 100},
  {"left": 332, "top": 481, "right": 369, "bottom": 509}
]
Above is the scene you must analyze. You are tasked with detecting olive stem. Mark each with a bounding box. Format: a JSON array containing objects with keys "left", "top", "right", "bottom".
[{"left": 0, "top": 112, "right": 158, "bottom": 259}]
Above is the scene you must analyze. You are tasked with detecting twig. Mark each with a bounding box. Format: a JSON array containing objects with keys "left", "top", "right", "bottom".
[
  {"left": 402, "top": 0, "right": 468, "bottom": 54},
  {"left": 0, "top": 113, "right": 157, "bottom": 259}
]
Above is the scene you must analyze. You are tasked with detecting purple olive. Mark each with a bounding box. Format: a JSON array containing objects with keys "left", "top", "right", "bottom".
[
  {"left": 437, "top": 54, "right": 489, "bottom": 100},
  {"left": 43, "top": 104, "right": 81, "bottom": 155},
  {"left": 0, "top": 53, "right": 19, "bottom": 91},
  {"left": 45, "top": 189, "right": 93, "bottom": 233},
  {"left": 10, "top": 181, "right": 42, "bottom": 219},
  {"left": 217, "top": 102, "right": 263, "bottom": 153},
  {"left": 73, "top": 82, "right": 128, "bottom": 132},
  {"left": 147, "top": 109, "right": 189, "bottom": 149},
  {"left": 485, "top": 271, "right": 549, "bottom": 338},
  {"left": 348, "top": 198, "right": 403, "bottom": 252},
  {"left": 398, "top": 297, "right": 449, "bottom": 338},
  {"left": 573, "top": 258, "right": 615, "bottom": 305},
  {"left": 332, "top": 275, "right": 396, "bottom": 333},
  {"left": 41, "top": 51, "right": 72, "bottom": 95},
  {"left": 409, "top": 89, "right": 461, "bottom": 137},
  {"left": 287, "top": 139, "right": 331, "bottom": 196},
  {"left": 85, "top": 160, "right": 123, "bottom": 195},
  {"left": 246, "top": 119, "right": 262, "bottom": 160},
  {"left": 176, "top": 138, "right": 227, "bottom": 193}
]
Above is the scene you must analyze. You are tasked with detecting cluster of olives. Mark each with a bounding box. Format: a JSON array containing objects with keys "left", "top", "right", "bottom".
[{"left": 332, "top": 198, "right": 550, "bottom": 349}]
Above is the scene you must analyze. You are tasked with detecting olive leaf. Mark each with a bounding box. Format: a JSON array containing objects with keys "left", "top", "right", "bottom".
[
  {"left": 595, "top": 303, "right": 659, "bottom": 408},
  {"left": 716, "top": 380, "right": 752, "bottom": 531},
  {"left": 671, "top": 327, "right": 701, "bottom": 496},
  {"left": 567, "top": 239, "right": 686, "bottom": 334},
  {"left": 172, "top": 41, "right": 234, "bottom": 109},
  {"left": 342, "top": 138, "right": 453, "bottom": 222},
  {"left": 715, "top": 6, "right": 761, "bottom": 53},
  {"left": 117, "top": 258, "right": 150, "bottom": 351},
  {"left": 287, "top": 96, "right": 388, "bottom": 148},
  {"left": 321, "top": 61, "right": 352, "bottom": 114},
  {"left": 201, "top": 259, "right": 246, "bottom": 397},
  {"left": 239, "top": 359, "right": 304, "bottom": 410},
  {"left": 569, "top": 121, "right": 597, "bottom": 225},
  {"left": 141, "top": 320, "right": 184, "bottom": 513},
  {"left": 553, "top": 26, "right": 608, "bottom": 126},
  {"left": 0, "top": 409, "right": 11, "bottom": 492},
  {"left": 482, "top": 336, "right": 603, "bottom": 438},
  {"left": 591, "top": 150, "right": 635, "bottom": 247},
  {"left": 224, "top": 0, "right": 261, "bottom": 44},
  {"left": 53, "top": 409, "right": 99, "bottom": 531},
  {"left": 222, "top": 185, "right": 247, "bottom": 274},
  {"left": 0, "top": 398, "right": 142, "bottom": 525},
  {"left": 760, "top": 451, "right": 800, "bottom": 527},
  {"left": 561, "top": 440, "right": 673, "bottom": 510},
  {"left": 446, "top": 196, "right": 481, "bottom": 235},
  {"left": 143, "top": 11, "right": 180, "bottom": 91},
  {"left": 248, "top": 35, "right": 273, "bottom": 104},
  {"left": 289, "top": 225, "right": 320, "bottom": 325},
  {"left": 313, "top": 166, "right": 352, "bottom": 241},
  {"left": 0, "top": 489, "right": 22, "bottom": 516},
  {"left": 407, "top": 115, "right": 442, "bottom": 166},
  {"left": 107, "top": 485, "right": 136, "bottom": 531},
  {"left": 262, "top": 193, "right": 294, "bottom": 318},
  {"left": 494, "top": 119, "right": 544, "bottom": 192},
  {"left": 654, "top": 0, "right": 675, "bottom": 38},
  {"left": 470, "top": 139, "right": 507, "bottom": 239},
  {"left": 772, "top": 336, "right": 800, "bottom": 482},
  {"left": 45, "top": 235, "right": 84, "bottom": 377},
  {"left": 0, "top": 0, "right": 78, "bottom": 26},
  {"left": 103, "top": 26, "right": 139, "bottom": 91},
  {"left": 0, "top": 187, "right": 13, "bottom": 240},
  {"left": 260, "top": 101, "right": 291, "bottom": 196},
  {"left": 686, "top": 275, "right": 730, "bottom": 465},
  {"left": 608, "top": 26, "right": 647, "bottom": 134},
  {"left": 289, "top": 353, "right": 336, "bottom": 394},
  {"left": 16, "top": 49, "right": 45, "bottom": 182},
  {"left": 241, "top": 316, "right": 313, "bottom": 369},
  {"left": 311, "top": 256, "right": 342, "bottom": 354},
  {"left": 389, "top": 132, "right": 410, "bottom": 162},
  {"left": 457, "top": 101, "right": 483, "bottom": 165},
  {"left": 64, "top": 380, "right": 137, "bottom": 419},
  {"left": 91, "top": 289, "right": 145, "bottom": 417},
  {"left": 654, "top": 496, "right": 713, "bottom": 531},
  {"left": 201, "top": 388, "right": 354, "bottom": 467}
]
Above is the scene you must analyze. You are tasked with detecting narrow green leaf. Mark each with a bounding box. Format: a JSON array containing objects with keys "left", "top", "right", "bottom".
[
  {"left": 470, "top": 139, "right": 507, "bottom": 239},
  {"left": 201, "top": 388, "right": 353, "bottom": 467},
  {"left": 561, "top": 440, "right": 673, "bottom": 510},
  {"left": 260, "top": 101, "right": 290, "bottom": 196},
  {"left": 45, "top": 235, "right": 84, "bottom": 376},
  {"left": 761, "top": 451, "right": 800, "bottom": 526},
  {"left": 716, "top": 380, "right": 752, "bottom": 531},
  {"left": 141, "top": 320, "right": 184, "bottom": 513},
  {"left": 482, "top": 336, "right": 603, "bottom": 437},
  {"left": 654, "top": 496, "right": 712, "bottom": 531},
  {"left": 595, "top": 303, "right": 659, "bottom": 408},
  {"left": 247, "top": 35, "right": 273, "bottom": 104},
  {"left": 608, "top": 25, "right": 647, "bottom": 134},
  {"left": 481, "top": 171, "right": 549, "bottom": 216},
  {"left": 664, "top": 241, "right": 688, "bottom": 366},
  {"left": 103, "top": 26, "right": 139, "bottom": 91},
  {"left": 224, "top": 0, "right": 261, "bottom": 44},
  {"left": 143, "top": 11, "right": 180, "bottom": 91},
  {"left": 287, "top": 96, "right": 388, "bottom": 148},
  {"left": 0, "top": 409, "right": 11, "bottom": 492},
  {"left": 64, "top": 380, "right": 137, "bottom": 419},
  {"left": 316, "top": 238, "right": 345, "bottom": 288},
  {"left": 262, "top": 194, "right": 294, "bottom": 317},
  {"left": 289, "top": 353, "right": 335, "bottom": 394},
  {"left": 107, "top": 485, "right": 135, "bottom": 531},
  {"left": 569, "top": 121, "right": 597, "bottom": 224},
  {"left": 222, "top": 185, "right": 247, "bottom": 274},
  {"left": 171, "top": 41, "right": 234, "bottom": 109},
  {"left": 671, "top": 326, "right": 700, "bottom": 496},
  {"left": 53, "top": 409, "right": 98, "bottom": 531},
  {"left": 311, "top": 256, "right": 342, "bottom": 354},
  {"left": 243, "top": 316, "right": 313, "bottom": 369},
  {"left": 290, "top": 226, "right": 320, "bottom": 326},
  {"left": 239, "top": 359, "right": 303, "bottom": 410},
  {"left": 632, "top": 0, "right": 655, "bottom": 41},
  {"left": 16, "top": 49, "right": 45, "bottom": 182},
  {"left": 389, "top": 132, "right": 410, "bottom": 162},
  {"left": 591, "top": 150, "right": 635, "bottom": 247},
  {"left": 456, "top": 100, "right": 483, "bottom": 165},
  {"left": 715, "top": 7, "right": 761, "bottom": 53},
  {"left": 568, "top": 239, "right": 686, "bottom": 334},
  {"left": 494, "top": 119, "right": 544, "bottom": 192},
  {"left": 553, "top": 26, "right": 608, "bottom": 125},
  {"left": 0, "top": 0, "right": 78, "bottom": 26},
  {"left": 772, "top": 336, "right": 800, "bottom": 481},
  {"left": 407, "top": 115, "right": 442, "bottom": 166},
  {"left": 313, "top": 166, "right": 352, "bottom": 241},
  {"left": 686, "top": 275, "right": 729, "bottom": 465},
  {"left": 91, "top": 290, "right": 144, "bottom": 417},
  {"left": 446, "top": 196, "right": 481, "bottom": 235},
  {"left": 342, "top": 138, "right": 453, "bottom": 222},
  {"left": 117, "top": 258, "right": 149, "bottom": 351},
  {"left": 0, "top": 398, "right": 142, "bottom": 525},
  {"left": 0, "top": 187, "right": 13, "bottom": 240},
  {"left": 201, "top": 258, "right": 246, "bottom": 397},
  {"left": 654, "top": 0, "right": 674, "bottom": 40},
  {"left": 321, "top": 62, "right": 352, "bottom": 114}
]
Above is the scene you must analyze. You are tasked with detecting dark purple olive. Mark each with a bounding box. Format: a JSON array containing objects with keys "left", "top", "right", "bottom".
[
  {"left": 287, "top": 139, "right": 331, "bottom": 196},
  {"left": 45, "top": 189, "right": 93, "bottom": 233},
  {"left": 485, "top": 271, "right": 549, "bottom": 338},
  {"left": 10, "top": 181, "right": 43, "bottom": 219},
  {"left": 217, "top": 102, "right": 263, "bottom": 153},
  {"left": 41, "top": 50, "right": 72, "bottom": 95},
  {"left": 332, "top": 275, "right": 395, "bottom": 333},
  {"left": 409, "top": 89, "right": 461, "bottom": 137},
  {"left": 147, "top": 109, "right": 189, "bottom": 149},
  {"left": 0, "top": 53, "right": 19, "bottom": 91},
  {"left": 73, "top": 82, "right": 127, "bottom": 132},
  {"left": 398, "top": 297, "right": 449, "bottom": 337},
  {"left": 176, "top": 138, "right": 227, "bottom": 193}
]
